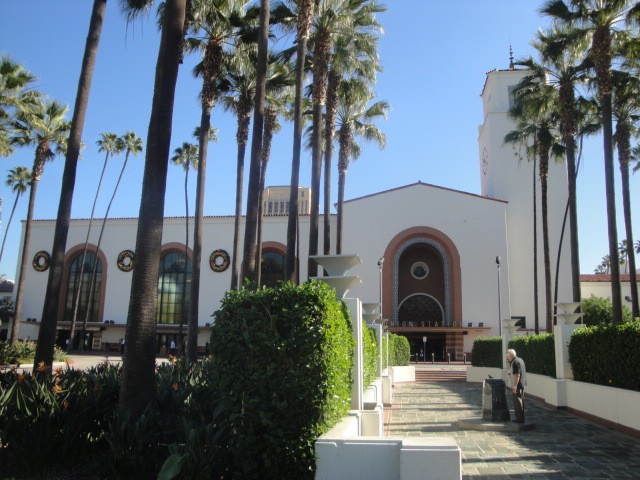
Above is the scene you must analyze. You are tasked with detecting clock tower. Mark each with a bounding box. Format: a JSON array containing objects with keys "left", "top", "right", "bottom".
[{"left": 478, "top": 67, "right": 572, "bottom": 329}]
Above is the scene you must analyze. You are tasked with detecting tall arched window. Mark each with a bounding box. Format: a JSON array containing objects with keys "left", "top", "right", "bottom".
[
  {"left": 261, "top": 250, "right": 285, "bottom": 288},
  {"left": 65, "top": 252, "right": 102, "bottom": 322},
  {"left": 157, "top": 251, "right": 191, "bottom": 324}
]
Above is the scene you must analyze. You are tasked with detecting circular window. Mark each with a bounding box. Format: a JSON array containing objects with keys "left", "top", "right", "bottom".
[{"left": 411, "top": 262, "right": 429, "bottom": 280}]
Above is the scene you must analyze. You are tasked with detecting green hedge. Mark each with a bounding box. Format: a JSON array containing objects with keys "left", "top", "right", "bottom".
[
  {"left": 363, "top": 322, "right": 377, "bottom": 389},
  {"left": 508, "top": 334, "right": 555, "bottom": 377},
  {"left": 569, "top": 319, "right": 640, "bottom": 391},
  {"left": 389, "top": 334, "right": 410, "bottom": 366},
  {"left": 210, "top": 281, "right": 354, "bottom": 479},
  {"left": 471, "top": 336, "right": 502, "bottom": 367}
]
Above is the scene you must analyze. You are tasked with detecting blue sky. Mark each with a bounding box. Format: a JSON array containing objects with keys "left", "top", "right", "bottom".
[{"left": 0, "top": 0, "right": 638, "bottom": 280}]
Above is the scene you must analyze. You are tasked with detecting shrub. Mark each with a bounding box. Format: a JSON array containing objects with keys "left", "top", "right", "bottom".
[
  {"left": 508, "top": 333, "right": 555, "bottom": 377},
  {"left": 0, "top": 362, "right": 121, "bottom": 477},
  {"left": 389, "top": 333, "right": 410, "bottom": 366},
  {"left": 210, "top": 281, "right": 354, "bottom": 479},
  {"left": 363, "top": 321, "right": 378, "bottom": 388},
  {"left": 582, "top": 295, "right": 633, "bottom": 326},
  {"left": 569, "top": 319, "right": 640, "bottom": 391},
  {"left": 0, "top": 340, "right": 67, "bottom": 364},
  {"left": 471, "top": 336, "right": 502, "bottom": 367}
]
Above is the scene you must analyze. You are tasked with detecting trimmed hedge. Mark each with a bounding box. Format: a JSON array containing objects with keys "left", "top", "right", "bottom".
[
  {"left": 389, "top": 333, "right": 410, "bottom": 366},
  {"left": 471, "top": 336, "right": 502, "bottom": 367},
  {"left": 569, "top": 319, "right": 640, "bottom": 391},
  {"left": 363, "top": 322, "right": 377, "bottom": 389},
  {"left": 508, "top": 334, "right": 555, "bottom": 377},
  {"left": 210, "top": 281, "right": 354, "bottom": 479}
]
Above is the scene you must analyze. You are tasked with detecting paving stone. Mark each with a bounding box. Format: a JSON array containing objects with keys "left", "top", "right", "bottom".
[{"left": 385, "top": 365, "right": 640, "bottom": 479}]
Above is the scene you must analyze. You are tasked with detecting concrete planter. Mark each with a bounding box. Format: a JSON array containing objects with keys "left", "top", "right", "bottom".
[{"left": 389, "top": 365, "right": 415, "bottom": 384}]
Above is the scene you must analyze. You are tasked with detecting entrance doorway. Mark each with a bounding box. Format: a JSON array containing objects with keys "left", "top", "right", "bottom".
[{"left": 407, "top": 333, "right": 445, "bottom": 362}]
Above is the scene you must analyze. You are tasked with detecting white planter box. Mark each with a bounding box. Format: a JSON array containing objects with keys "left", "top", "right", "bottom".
[{"left": 390, "top": 365, "right": 415, "bottom": 384}]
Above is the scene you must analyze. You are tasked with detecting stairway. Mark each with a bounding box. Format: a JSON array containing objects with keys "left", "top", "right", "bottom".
[{"left": 415, "top": 368, "right": 467, "bottom": 383}]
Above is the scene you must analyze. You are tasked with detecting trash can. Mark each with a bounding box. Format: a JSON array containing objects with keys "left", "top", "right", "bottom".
[{"left": 482, "top": 378, "right": 510, "bottom": 422}]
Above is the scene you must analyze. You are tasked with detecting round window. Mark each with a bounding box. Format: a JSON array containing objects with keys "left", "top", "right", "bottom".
[{"left": 411, "top": 262, "right": 429, "bottom": 280}]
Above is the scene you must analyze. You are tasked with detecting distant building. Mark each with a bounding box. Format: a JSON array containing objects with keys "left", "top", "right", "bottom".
[
  {"left": 262, "top": 186, "right": 311, "bottom": 216},
  {"left": 10, "top": 67, "right": 604, "bottom": 360}
]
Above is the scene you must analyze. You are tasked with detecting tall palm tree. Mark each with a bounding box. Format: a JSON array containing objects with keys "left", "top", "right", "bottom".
[
  {"left": 256, "top": 58, "right": 293, "bottom": 285},
  {"left": 222, "top": 49, "right": 256, "bottom": 289},
  {"left": 505, "top": 79, "right": 564, "bottom": 332},
  {"left": 118, "top": 0, "right": 187, "bottom": 416},
  {"left": 0, "top": 56, "right": 37, "bottom": 137},
  {"left": 171, "top": 141, "right": 198, "bottom": 347},
  {"left": 241, "top": 0, "right": 271, "bottom": 283},
  {"left": 523, "top": 25, "right": 590, "bottom": 305},
  {"left": 187, "top": 0, "right": 252, "bottom": 362},
  {"left": 36, "top": 0, "right": 107, "bottom": 369},
  {"left": 69, "top": 133, "right": 123, "bottom": 351},
  {"left": 283, "top": 0, "right": 315, "bottom": 282},
  {"left": 334, "top": 78, "right": 387, "bottom": 254},
  {"left": 323, "top": 29, "right": 381, "bottom": 255},
  {"left": 611, "top": 70, "right": 640, "bottom": 317},
  {"left": 9, "top": 99, "right": 69, "bottom": 346},
  {"left": 541, "top": 0, "right": 640, "bottom": 324},
  {"left": 308, "top": 0, "right": 384, "bottom": 270},
  {"left": 0, "top": 166, "right": 31, "bottom": 263},
  {"left": 595, "top": 254, "right": 611, "bottom": 273},
  {"left": 81, "top": 131, "right": 143, "bottom": 348}
]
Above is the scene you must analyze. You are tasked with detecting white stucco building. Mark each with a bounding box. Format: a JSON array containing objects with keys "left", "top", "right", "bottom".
[{"left": 5, "top": 68, "right": 586, "bottom": 359}]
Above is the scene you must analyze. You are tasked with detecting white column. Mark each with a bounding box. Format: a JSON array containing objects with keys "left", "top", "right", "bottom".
[{"left": 345, "top": 297, "right": 364, "bottom": 411}]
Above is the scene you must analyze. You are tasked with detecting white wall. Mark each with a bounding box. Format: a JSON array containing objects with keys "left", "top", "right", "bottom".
[{"left": 342, "top": 183, "right": 509, "bottom": 336}]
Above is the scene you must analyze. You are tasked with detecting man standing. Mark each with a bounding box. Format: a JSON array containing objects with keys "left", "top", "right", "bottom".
[{"left": 506, "top": 348, "right": 527, "bottom": 423}]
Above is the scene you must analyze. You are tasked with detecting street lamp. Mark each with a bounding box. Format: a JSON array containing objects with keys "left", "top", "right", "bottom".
[
  {"left": 378, "top": 257, "right": 387, "bottom": 369},
  {"left": 496, "top": 256, "right": 502, "bottom": 336}
]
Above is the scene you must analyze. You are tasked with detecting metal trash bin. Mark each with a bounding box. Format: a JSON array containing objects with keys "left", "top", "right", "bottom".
[{"left": 482, "top": 378, "right": 510, "bottom": 422}]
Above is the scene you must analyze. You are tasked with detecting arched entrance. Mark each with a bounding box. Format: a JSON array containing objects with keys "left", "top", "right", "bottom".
[{"left": 382, "top": 227, "right": 464, "bottom": 361}]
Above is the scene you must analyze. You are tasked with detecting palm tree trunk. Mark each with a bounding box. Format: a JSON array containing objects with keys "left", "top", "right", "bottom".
[
  {"left": 540, "top": 153, "right": 552, "bottom": 332},
  {"left": 323, "top": 69, "right": 339, "bottom": 255},
  {"left": 619, "top": 151, "right": 639, "bottom": 318},
  {"left": 178, "top": 167, "right": 189, "bottom": 353},
  {"left": 286, "top": 0, "right": 315, "bottom": 283},
  {"left": 256, "top": 107, "right": 277, "bottom": 285},
  {"left": 565, "top": 134, "right": 581, "bottom": 304},
  {"left": 533, "top": 160, "right": 539, "bottom": 334},
  {"left": 231, "top": 141, "right": 247, "bottom": 290},
  {"left": 308, "top": 32, "right": 330, "bottom": 278},
  {"left": 0, "top": 195, "right": 20, "bottom": 263},
  {"left": 336, "top": 171, "right": 346, "bottom": 255},
  {"left": 593, "top": 27, "right": 622, "bottom": 324},
  {"left": 242, "top": 0, "right": 269, "bottom": 283},
  {"left": 71, "top": 150, "right": 111, "bottom": 351},
  {"left": 187, "top": 106, "right": 211, "bottom": 363},
  {"left": 35, "top": 0, "right": 106, "bottom": 369},
  {"left": 119, "top": 0, "right": 186, "bottom": 416},
  {"left": 10, "top": 175, "right": 40, "bottom": 345},
  {"left": 81, "top": 149, "right": 131, "bottom": 349}
]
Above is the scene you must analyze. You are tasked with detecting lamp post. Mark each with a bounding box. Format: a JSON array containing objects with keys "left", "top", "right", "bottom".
[
  {"left": 496, "top": 256, "right": 502, "bottom": 337},
  {"left": 378, "top": 257, "right": 386, "bottom": 368}
]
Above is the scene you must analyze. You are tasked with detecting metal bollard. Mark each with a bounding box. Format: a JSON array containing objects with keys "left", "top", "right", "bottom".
[
  {"left": 463, "top": 353, "right": 467, "bottom": 364},
  {"left": 431, "top": 353, "right": 435, "bottom": 364},
  {"left": 447, "top": 353, "right": 450, "bottom": 364}
]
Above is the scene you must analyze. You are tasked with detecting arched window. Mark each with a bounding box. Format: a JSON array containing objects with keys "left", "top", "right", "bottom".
[
  {"left": 157, "top": 251, "right": 191, "bottom": 324},
  {"left": 65, "top": 251, "right": 102, "bottom": 323},
  {"left": 397, "top": 293, "right": 444, "bottom": 326},
  {"left": 261, "top": 250, "right": 285, "bottom": 288}
]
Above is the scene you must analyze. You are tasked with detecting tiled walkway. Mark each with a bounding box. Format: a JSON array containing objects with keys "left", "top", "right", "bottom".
[{"left": 385, "top": 365, "right": 640, "bottom": 479}]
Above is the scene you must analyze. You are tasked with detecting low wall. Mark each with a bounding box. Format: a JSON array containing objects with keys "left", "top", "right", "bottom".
[
  {"left": 467, "top": 366, "right": 640, "bottom": 434},
  {"left": 390, "top": 365, "right": 415, "bottom": 384},
  {"left": 316, "top": 429, "right": 461, "bottom": 480}
]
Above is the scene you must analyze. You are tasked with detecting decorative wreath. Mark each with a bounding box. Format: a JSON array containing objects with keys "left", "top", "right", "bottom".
[
  {"left": 117, "top": 250, "right": 135, "bottom": 272},
  {"left": 209, "top": 249, "right": 230, "bottom": 272},
  {"left": 32, "top": 251, "right": 51, "bottom": 272}
]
